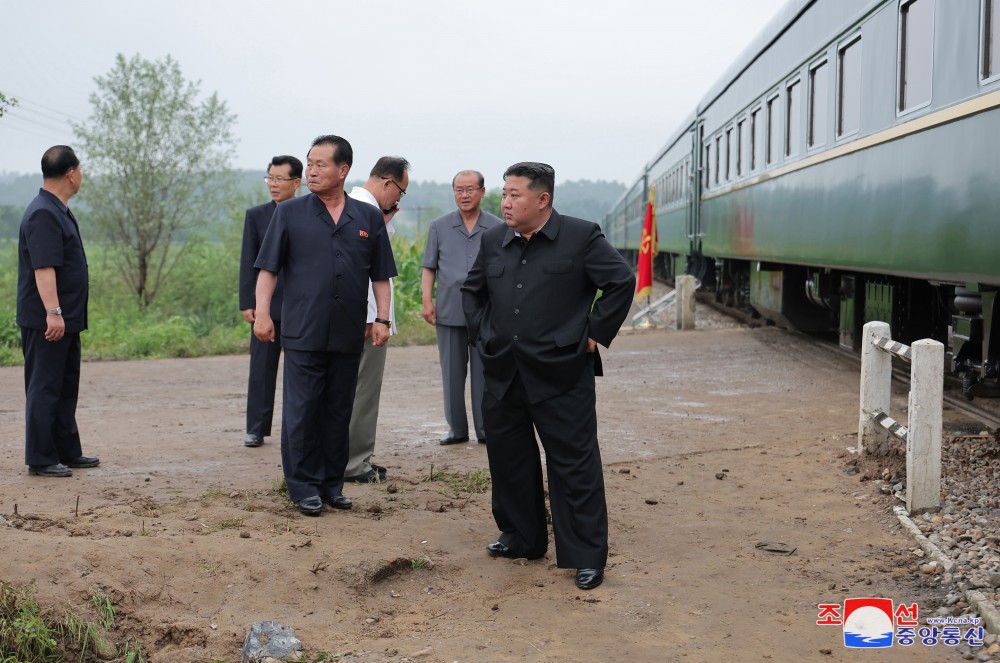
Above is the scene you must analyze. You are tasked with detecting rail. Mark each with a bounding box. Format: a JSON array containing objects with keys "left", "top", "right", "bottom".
[
  {"left": 858, "top": 321, "right": 943, "bottom": 515},
  {"left": 631, "top": 276, "right": 700, "bottom": 329}
]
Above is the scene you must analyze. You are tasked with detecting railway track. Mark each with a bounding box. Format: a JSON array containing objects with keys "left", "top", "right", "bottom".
[{"left": 686, "top": 282, "right": 1000, "bottom": 430}]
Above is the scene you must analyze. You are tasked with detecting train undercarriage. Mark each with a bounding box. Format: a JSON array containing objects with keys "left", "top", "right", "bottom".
[{"left": 639, "top": 251, "right": 1000, "bottom": 400}]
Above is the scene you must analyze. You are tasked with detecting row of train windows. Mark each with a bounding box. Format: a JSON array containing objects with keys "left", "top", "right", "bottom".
[
  {"left": 703, "top": 0, "right": 999, "bottom": 190},
  {"left": 654, "top": 162, "right": 690, "bottom": 208}
]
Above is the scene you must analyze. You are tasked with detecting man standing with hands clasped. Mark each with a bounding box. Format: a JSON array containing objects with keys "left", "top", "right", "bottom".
[
  {"left": 238, "top": 155, "right": 301, "bottom": 448},
  {"left": 421, "top": 170, "right": 502, "bottom": 446},
  {"left": 253, "top": 135, "right": 396, "bottom": 517},
  {"left": 462, "top": 162, "right": 635, "bottom": 590},
  {"left": 17, "top": 145, "right": 100, "bottom": 478}
]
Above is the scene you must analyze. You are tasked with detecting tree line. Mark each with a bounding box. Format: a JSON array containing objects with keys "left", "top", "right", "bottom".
[{"left": 0, "top": 53, "right": 624, "bottom": 365}]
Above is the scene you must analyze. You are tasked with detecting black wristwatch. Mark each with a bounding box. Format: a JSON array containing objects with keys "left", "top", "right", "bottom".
[{"left": 374, "top": 317, "right": 391, "bottom": 326}]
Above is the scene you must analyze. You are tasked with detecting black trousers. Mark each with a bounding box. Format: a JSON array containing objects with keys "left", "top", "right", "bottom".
[
  {"left": 246, "top": 321, "right": 281, "bottom": 437},
  {"left": 21, "top": 327, "right": 83, "bottom": 466},
  {"left": 280, "top": 348, "right": 361, "bottom": 502},
  {"left": 482, "top": 362, "right": 608, "bottom": 569}
]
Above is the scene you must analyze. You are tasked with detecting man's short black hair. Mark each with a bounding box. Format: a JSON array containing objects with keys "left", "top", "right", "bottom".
[
  {"left": 504, "top": 162, "right": 554, "bottom": 198},
  {"left": 269, "top": 155, "right": 303, "bottom": 179},
  {"left": 369, "top": 156, "right": 410, "bottom": 182},
  {"left": 41, "top": 145, "right": 80, "bottom": 179},
  {"left": 310, "top": 135, "right": 353, "bottom": 167}
]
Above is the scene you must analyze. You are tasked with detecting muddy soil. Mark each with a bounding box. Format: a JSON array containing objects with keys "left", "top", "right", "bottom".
[{"left": 0, "top": 304, "right": 976, "bottom": 662}]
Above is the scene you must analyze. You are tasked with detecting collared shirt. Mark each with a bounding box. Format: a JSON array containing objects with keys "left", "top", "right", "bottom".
[
  {"left": 422, "top": 208, "right": 503, "bottom": 326},
  {"left": 17, "top": 188, "right": 89, "bottom": 333},
  {"left": 348, "top": 186, "right": 397, "bottom": 335},
  {"left": 254, "top": 193, "right": 396, "bottom": 354}
]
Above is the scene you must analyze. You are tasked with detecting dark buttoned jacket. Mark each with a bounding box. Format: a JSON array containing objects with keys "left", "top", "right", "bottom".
[
  {"left": 239, "top": 200, "right": 283, "bottom": 320},
  {"left": 254, "top": 193, "right": 397, "bottom": 354},
  {"left": 462, "top": 209, "right": 635, "bottom": 404},
  {"left": 17, "top": 189, "right": 89, "bottom": 333}
]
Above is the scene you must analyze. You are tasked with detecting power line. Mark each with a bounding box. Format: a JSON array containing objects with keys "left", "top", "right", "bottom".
[{"left": 2, "top": 92, "right": 83, "bottom": 124}]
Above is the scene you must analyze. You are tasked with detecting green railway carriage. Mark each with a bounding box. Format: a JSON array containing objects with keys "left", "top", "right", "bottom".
[{"left": 603, "top": 0, "right": 1000, "bottom": 397}]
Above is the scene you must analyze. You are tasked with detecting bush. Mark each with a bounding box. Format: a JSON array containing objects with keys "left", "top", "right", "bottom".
[{"left": 0, "top": 229, "right": 438, "bottom": 366}]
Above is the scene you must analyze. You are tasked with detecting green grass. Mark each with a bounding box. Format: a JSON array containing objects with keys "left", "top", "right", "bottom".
[
  {"left": 0, "top": 580, "right": 138, "bottom": 663},
  {"left": 0, "top": 233, "right": 441, "bottom": 366},
  {"left": 424, "top": 465, "right": 492, "bottom": 495}
]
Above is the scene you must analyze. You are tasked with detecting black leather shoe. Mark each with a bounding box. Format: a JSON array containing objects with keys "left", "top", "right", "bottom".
[
  {"left": 28, "top": 463, "right": 73, "bottom": 477},
  {"left": 575, "top": 568, "right": 604, "bottom": 590},
  {"left": 439, "top": 435, "right": 469, "bottom": 445},
  {"left": 244, "top": 434, "right": 263, "bottom": 447},
  {"left": 324, "top": 495, "right": 353, "bottom": 510},
  {"left": 64, "top": 456, "right": 100, "bottom": 468},
  {"left": 486, "top": 541, "right": 515, "bottom": 558},
  {"left": 298, "top": 495, "right": 323, "bottom": 516},
  {"left": 344, "top": 469, "right": 379, "bottom": 484},
  {"left": 477, "top": 438, "right": 487, "bottom": 444},
  {"left": 371, "top": 463, "right": 387, "bottom": 480}
]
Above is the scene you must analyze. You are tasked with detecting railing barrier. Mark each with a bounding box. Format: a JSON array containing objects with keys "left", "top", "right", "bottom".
[{"left": 858, "top": 321, "right": 943, "bottom": 515}]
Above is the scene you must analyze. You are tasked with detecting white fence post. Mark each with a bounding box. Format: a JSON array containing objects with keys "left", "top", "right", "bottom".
[
  {"left": 858, "top": 321, "right": 892, "bottom": 455},
  {"left": 906, "top": 339, "right": 944, "bottom": 515},
  {"left": 676, "top": 275, "right": 696, "bottom": 331}
]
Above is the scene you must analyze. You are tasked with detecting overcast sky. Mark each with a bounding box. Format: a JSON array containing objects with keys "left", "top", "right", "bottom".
[{"left": 1, "top": 0, "right": 789, "bottom": 186}]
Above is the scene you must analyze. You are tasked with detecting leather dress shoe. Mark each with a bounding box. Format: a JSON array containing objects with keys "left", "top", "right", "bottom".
[
  {"left": 575, "top": 568, "right": 605, "bottom": 590},
  {"left": 345, "top": 468, "right": 379, "bottom": 484},
  {"left": 323, "top": 495, "right": 353, "bottom": 510},
  {"left": 244, "top": 434, "right": 263, "bottom": 447},
  {"left": 439, "top": 435, "right": 469, "bottom": 445},
  {"left": 298, "top": 495, "right": 323, "bottom": 516},
  {"left": 486, "top": 541, "right": 516, "bottom": 558},
  {"left": 477, "top": 438, "right": 487, "bottom": 444},
  {"left": 28, "top": 463, "right": 73, "bottom": 477},
  {"left": 371, "top": 463, "right": 387, "bottom": 480},
  {"left": 64, "top": 456, "right": 100, "bottom": 468}
]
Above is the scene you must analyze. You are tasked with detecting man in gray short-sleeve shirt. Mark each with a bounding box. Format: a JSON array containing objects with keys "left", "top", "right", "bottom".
[{"left": 421, "top": 170, "right": 502, "bottom": 445}]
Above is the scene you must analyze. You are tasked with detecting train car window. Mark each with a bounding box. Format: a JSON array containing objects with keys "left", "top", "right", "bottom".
[
  {"left": 766, "top": 94, "right": 779, "bottom": 165},
  {"left": 808, "top": 61, "right": 828, "bottom": 149},
  {"left": 737, "top": 119, "right": 746, "bottom": 176},
  {"left": 751, "top": 107, "right": 763, "bottom": 171},
  {"left": 714, "top": 135, "right": 721, "bottom": 185},
  {"left": 704, "top": 143, "right": 711, "bottom": 188},
  {"left": 838, "top": 36, "right": 862, "bottom": 137},
  {"left": 785, "top": 80, "right": 801, "bottom": 157},
  {"left": 984, "top": 0, "right": 999, "bottom": 81},
  {"left": 725, "top": 127, "right": 734, "bottom": 181},
  {"left": 898, "top": 0, "right": 935, "bottom": 112}
]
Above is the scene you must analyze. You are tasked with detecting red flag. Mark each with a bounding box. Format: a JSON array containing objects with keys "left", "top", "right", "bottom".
[{"left": 635, "top": 188, "right": 657, "bottom": 300}]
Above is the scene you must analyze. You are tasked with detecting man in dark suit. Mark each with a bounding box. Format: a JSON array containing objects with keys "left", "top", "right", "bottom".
[
  {"left": 253, "top": 135, "right": 396, "bottom": 517},
  {"left": 238, "top": 155, "right": 302, "bottom": 448},
  {"left": 462, "top": 162, "right": 635, "bottom": 590},
  {"left": 17, "top": 145, "right": 100, "bottom": 477}
]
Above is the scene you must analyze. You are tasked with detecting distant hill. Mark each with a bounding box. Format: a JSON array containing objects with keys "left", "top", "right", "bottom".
[{"left": 0, "top": 170, "right": 625, "bottom": 240}]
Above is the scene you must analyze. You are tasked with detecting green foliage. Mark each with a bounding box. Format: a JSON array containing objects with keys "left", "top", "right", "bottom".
[
  {"left": 481, "top": 190, "right": 502, "bottom": 218},
  {"left": 0, "top": 580, "right": 123, "bottom": 663},
  {"left": 390, "top": 234, "right": 437, "bottom": 346},
  {"left": 120, "top": 637, "right": 146, "bottom": 663},
  {"left": 88, "top": 592, "right": 115, "bottom": 630},
  {"left": 0, "top": 90, "right": 17, "bottom": 118},
  {"left": 72, "top": 53, "right": 239, "bottom": 307}
]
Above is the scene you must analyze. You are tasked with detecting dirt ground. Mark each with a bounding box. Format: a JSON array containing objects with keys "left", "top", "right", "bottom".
[{"left": 0, "top": 305, "right": 978, "bottom": 662}]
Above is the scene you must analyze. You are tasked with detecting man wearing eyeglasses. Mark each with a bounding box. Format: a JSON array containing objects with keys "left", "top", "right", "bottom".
[
  {"left": 238, "top": 155, "right": 302, "bottom": 448},
  {"left": 420, "top": 171, "right": 502, "bottom": 446},
  {"left": 253, "top": 135, "right": 395, "bottom": 517},
  {"left": 343, "top": 156, "right": 410, "bottom": 483}
]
